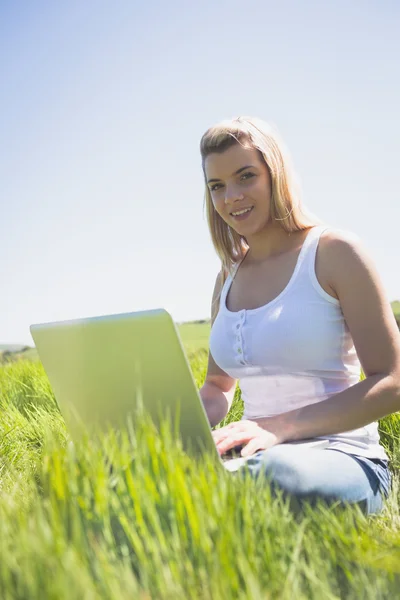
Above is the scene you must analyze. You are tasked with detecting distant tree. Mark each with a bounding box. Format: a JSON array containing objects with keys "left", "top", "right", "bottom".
[{"left": 2, "top": 351, "right": 12, "bottom": 364}]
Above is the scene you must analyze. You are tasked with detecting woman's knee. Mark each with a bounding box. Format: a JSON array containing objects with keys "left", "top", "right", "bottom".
[
  {"left": 239, "top": 445, "right": 387, "bottom": 516},
  {"left": 243, "top": 445, "right": 315, "bottom": 495}
]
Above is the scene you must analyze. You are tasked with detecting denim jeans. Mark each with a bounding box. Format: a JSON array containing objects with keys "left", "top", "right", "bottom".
[{"left": 234, "top": 444, "right": 392, "bottom": 515}]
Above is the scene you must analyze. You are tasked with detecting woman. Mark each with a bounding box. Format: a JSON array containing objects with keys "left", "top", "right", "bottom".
[{"left": 199, "top": 115, "right": 399, "bottom": 515}]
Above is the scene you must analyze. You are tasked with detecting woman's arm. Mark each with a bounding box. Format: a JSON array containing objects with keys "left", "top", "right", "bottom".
[
  {"left": 253, "top": 230, "right": 400, "bottom": 441},
  {"left": 199, "top": 270, "right": 238, "bottom": 427}
]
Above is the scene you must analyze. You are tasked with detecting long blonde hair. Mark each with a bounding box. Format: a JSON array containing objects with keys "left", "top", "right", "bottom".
[{"left": 200, "top": 116, "right": 325, "bottom": 292}]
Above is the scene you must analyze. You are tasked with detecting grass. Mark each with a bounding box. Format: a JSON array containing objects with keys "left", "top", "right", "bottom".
[
  {"left": 0, "top": 323, "right": 212, "bottom": 367},
  {"left": 0, "top": 335, "right": 400, "bottom": 599},
  {"left": 177, "top": 322, "right": 211, "bottom": 355}
]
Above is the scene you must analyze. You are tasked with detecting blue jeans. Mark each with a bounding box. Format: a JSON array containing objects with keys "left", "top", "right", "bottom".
[{"left": 235, "top": 445, "right": 392, "bottom": 515}]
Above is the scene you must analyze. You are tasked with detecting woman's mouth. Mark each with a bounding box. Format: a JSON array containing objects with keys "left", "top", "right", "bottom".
[{"left": 231, "top": 206, "right": 254, "bottom": 221}]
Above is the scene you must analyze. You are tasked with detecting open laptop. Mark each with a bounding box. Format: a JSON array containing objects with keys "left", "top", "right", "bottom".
[{"left": 30, "top": 309, "right": 330, "bottom": 473}]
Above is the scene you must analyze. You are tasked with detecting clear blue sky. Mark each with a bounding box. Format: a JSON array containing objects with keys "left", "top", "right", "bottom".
[{"left": 1, "top": 0, "right": 399, "bottom": 345}]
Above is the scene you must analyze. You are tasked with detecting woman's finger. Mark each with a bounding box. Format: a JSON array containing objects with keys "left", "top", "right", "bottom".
[
  {"left": 212, "top": 423, "right": 240, "bottom": 442},
  {"left": 213, "top": 420, "right": 257, "bottom": 439},
  {"left": 215, "top": 433, "right": 243, "bottom": 448},
  {"left": 241, "top": 438, "right": 265, "bottom": 457},
  {"left": 216, "top": 432, "right": 250, "bottom": 454}
]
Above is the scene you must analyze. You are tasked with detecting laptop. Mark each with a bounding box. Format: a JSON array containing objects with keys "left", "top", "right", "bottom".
[{"left": 30, "top": 308, "right": 330, "bottom": 473}]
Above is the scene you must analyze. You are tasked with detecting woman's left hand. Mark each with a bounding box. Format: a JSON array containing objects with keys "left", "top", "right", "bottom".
[{"left": 212, "top": 419, "right": 284, "bottom": 457}]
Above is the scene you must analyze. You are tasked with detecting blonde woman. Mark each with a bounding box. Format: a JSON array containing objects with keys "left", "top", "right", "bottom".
[{"left": 199, "top": 115, "right": 399, "bottom": 515}]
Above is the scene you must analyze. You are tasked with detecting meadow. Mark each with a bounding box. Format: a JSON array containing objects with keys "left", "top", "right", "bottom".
[{"left": 0, "top": 322, "right": 400, "bottom": 599}]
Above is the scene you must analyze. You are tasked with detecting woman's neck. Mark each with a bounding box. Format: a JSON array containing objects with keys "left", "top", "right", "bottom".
[{"left": 244, "top": 225, "right": 312, "bottom": 265}]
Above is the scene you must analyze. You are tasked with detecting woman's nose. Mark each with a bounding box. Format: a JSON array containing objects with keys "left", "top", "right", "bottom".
[{"left": 224, "top": 185, "right": 244, "bottom": 205}]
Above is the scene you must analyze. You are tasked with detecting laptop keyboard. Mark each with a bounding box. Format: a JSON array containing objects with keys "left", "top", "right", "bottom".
[
  {"left": 220, "top": 444, "right": 245, "bottom": 461},
  {"left": 222, "top": 455, "right": 249, "bottom": 471}
]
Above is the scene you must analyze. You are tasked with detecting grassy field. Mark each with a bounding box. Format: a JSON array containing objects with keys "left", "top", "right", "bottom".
[
  {"left": 0, "top": 323, "right": 212, "bottom": 366},
  {"left": 0, "top": 326, "right": 400, "bottom": 598},
  {"left": 2, "top": 299, "right": 399, "bottom": 362},
  {"left": 177, "top": 322, "right": 211, "bottom": 355}
]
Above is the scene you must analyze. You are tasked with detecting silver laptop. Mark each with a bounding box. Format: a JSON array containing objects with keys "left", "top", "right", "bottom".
[{"left": 30, "top": 308, "right": 329, "bottom": 473}]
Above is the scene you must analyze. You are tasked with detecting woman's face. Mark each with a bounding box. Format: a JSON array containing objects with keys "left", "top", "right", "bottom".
[{"left": 204, "top": 143, "right": 272, "bottom": 236}]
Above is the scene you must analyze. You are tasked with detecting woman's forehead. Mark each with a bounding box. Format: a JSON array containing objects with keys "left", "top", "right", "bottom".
[{"left": 204, "top": 145, "right": 262, "bottom": 176}]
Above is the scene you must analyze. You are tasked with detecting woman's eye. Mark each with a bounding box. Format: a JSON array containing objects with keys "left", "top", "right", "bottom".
[
  {"left": 241, "top": 172, "right": 254, "bottom": 181},
  {"left": 210, "top": 172, "right": 254, "bottom": 192}
]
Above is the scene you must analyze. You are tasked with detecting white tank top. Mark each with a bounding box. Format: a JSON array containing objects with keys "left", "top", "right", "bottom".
[{"left": 209, "top": 225, "right": 388, "bottom": 460}]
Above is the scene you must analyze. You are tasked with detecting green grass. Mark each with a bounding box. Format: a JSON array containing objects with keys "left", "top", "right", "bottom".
[
  {"left": 0, "top": 332, "right": 400, "bottom": 598},
  {"left": 0, "top": 323, "right": 211, "bottom": 367},
  {"left": 2, "top": 303, "right": 398, "bottom": 363},
  {"left": 391, "top": 301, "right": 400, "bottom": 320},
  {"left": 177, "top": 322, "right": 211, "bottom": 355}
]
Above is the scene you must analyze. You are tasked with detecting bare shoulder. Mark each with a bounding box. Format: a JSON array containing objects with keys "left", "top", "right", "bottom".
[
  {"left": 317, "top": 228, "right": 369, "bottom": 295},
  {"left": 317, "top": 227, "right": 400, "bottom": 379},
  {"left": 315, "top": 228, "right": 365, "bottom": 300},
  {"left": 319, "top": 227, "right": 363, "bottom": 253}
]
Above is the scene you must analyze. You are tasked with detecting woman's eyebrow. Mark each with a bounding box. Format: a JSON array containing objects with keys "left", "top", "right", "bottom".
[{"left": 207, "top": 165, "right": 256, "bottom": 184}]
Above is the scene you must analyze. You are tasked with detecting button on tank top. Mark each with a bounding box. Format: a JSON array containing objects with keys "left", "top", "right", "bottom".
[{"left": 209, "top": 225, "right": 388, "bottom": 460}]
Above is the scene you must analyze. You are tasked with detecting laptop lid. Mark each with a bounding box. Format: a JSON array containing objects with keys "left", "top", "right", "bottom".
[{"left": 30, "top": 309, "right": 218, "bottom": 458}]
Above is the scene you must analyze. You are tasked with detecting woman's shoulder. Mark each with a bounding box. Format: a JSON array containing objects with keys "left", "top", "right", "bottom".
[
  {"left": 319, "top": 226, "right": 362, "bottom": 246},
  {"left": 317, "top": 227, "right": 373, "bottom": 299},
  {"left": 318, "top": 227, "right": 364, "bottom": 267}
]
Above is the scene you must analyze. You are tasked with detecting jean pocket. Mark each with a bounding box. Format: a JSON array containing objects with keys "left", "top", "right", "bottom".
[
  {"left": 375, "top": 463, "right": 392, "bottom": 498},
  {"left": 359, "top": 458, "right": 392, "bottom": 499}
]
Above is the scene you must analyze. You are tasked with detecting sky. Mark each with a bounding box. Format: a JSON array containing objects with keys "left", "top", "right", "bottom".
[{"left": 1, "top": 0, "right": 399, "bottom": 345}]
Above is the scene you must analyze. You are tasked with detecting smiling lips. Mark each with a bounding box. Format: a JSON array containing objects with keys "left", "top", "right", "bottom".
[{"left": 231, "top": 206, "right": 254, "bottom": 217}]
